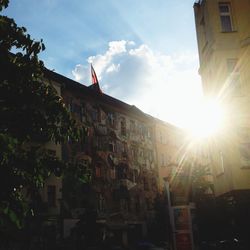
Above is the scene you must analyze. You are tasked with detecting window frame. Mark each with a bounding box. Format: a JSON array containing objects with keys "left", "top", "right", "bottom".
[
  {"left": 108, "top": 140, "right": 116, "bottom": 153},
  {"left": 218, "top": 2, "right": 234, "bottom": 32},
  {"left": 226, "top": 58, "right": 242, "bottom": 96},
  {"left": 237, "top": 127, "right": 250, "bottom": 168},
  {"left": 107, "top": 112, "right": 115, "bottom": 127},
  {"left": 120, "top": 117, "right": 126, "bottom": 136}
]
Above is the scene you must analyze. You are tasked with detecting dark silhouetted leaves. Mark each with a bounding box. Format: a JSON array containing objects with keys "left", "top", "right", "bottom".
[{"left": 0, "top": 0, "right": 88, "bottom": 232}]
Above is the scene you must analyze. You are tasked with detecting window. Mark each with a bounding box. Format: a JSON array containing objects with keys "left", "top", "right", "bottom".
[
  {"left": 122, "top": 142, "right": 127, "bottom": 156},
  {"left": 132, "top": 169, "right": 138, "bottom": 183},
  {"left": 67, "top": 98, "right": 73, "bottom": 112},
  {"left": 73, "top": 104, "right": 81, "bottom": 118},
  {"left": 227, "top": 58, "right": 238, "bottom": 73},
  {"left": 165, "top": 155, "right": 170, "bottom": 166},
  {"left": 94, "top": 136, "right": 100, "bottom": 149},
  {"left": 238, "top": 127, "right": 250, "bottom": 142},
  {"left": 130, "top": 120, "right": 136, "bottom": 132},
  {"left": 238, "top": 128, "right": 250, "bottom": 168},
  {"left": 131, "top": 145, "right": 138, "bottom": 160},
  {"left": 141, "top": 124, "right": 146, "bottom": 139},
  {"left": 227, "top": 59, "right": 241, "bottom": 95},
  {"left": 98, "top": 193, "right": 105, "bottom": 212},
  {"left": 138, "top": 124, "right": 143, "bottom": 138},
  {"left": 135, "top": 196, "right": 140, "bottom": 214},
  {"left": 139, "top": 148, "right": 143, "bottom": 158},
  {"left": 120, "top": 199, "right": 128, "bottom": 212},
  {"left": 108, "top": 112, "right": 115, "bottom": 127},
  {"left": 146, "top": 198, "right": 152, "bottom": 210},
  {"left": 216, "top": 151, "right": 225, "bottom": 176},
  {"left": 161, "top": 153, "right": 165, "bottom": 166},
  {"left": 117, "top": 164, "right": 127, "bottom": 179},
  {"left": 147, "top": 127, "right": 152, "bottom": 139},
  {"left": 95, "top": 166, "right": 101, "bottom": 177},
  {"left": 230, "top": 74, "right": 241, "bottom": 95},
  {"left": 47, "top": 185, "right": 56, "bottom": 207},
  {"left": 92, "top": 108, "right": 99, "bottom": 121},
  {"left": 239, "top": 143, "right": 250, "bottom": 168},
  {"left": 80, "top": 104, "right": 86, "bottom": 122},
  {"left": 219, "top": 151, "right": 225, "bottom": 173},
  {"left": 109, "top": 141, "right": 115, "bottom": 152},
  {"left": 219, "top": 3, "right": 233, "bottom": 32},
  {"left": 143, "top": 177, "right": 149, "bottom": 191},
  {"left": 159, "top": 131, "right": 163, "bottom": 143},
  {"left": 149, "top": 150, "right": 154, "bottom": 162},
  {"left": 110, "top": 167, "right": 116, "bottom": 179},
  {"left": 120, "top": 117, "right": 126, "bottom": 136},
  {"left": 151, "top": 177, "right": 157, "bottom": 187}
]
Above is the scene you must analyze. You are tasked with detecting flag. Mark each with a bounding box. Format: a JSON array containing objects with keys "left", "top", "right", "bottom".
[
  {"left": 91, "top": 64, "right": 99, "bottom": 85},
  {"left": 90, "top": 64, "right": 102, "bottom": 93}
]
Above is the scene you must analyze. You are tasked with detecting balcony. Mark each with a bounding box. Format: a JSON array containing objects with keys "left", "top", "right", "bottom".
[{"left": 114, "top": 179, "right": 136, "bottom": 191}]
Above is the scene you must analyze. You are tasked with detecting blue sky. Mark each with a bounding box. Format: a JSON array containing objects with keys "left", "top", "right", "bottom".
[{"left": 3, "top": 0, "right": 203, "bottom": 127}]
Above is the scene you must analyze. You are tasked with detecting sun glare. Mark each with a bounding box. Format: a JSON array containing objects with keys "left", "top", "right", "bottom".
[{"left": 187, "top": 99, "right": 225, "bottom": 139}]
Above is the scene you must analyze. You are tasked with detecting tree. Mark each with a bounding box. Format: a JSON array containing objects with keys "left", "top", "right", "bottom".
[
  {"left": 0, "top": 0, "right": 86, "bottom": 233},
  {"left": 149, "top": 193, "right": 171, "bottom": 244},
  {"left": 191, "top": 164, "right": 218, "bottom": 245}
]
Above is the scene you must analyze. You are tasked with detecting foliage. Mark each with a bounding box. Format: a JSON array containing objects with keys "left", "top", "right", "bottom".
[
  {"left": 191, "top": 164, "right": 214, "bottom": 202},
  {"left": 190, "top": 164, "right": 218, "bottom": 244},
  {"left": 62, "top": 160, "right": 92, "bottom": 212},
  {"left": 148, "top": 193, "right": 171, "bottom": 243},
  {"left": 0, "top": 0, "right": 88, "bottom": 231}
]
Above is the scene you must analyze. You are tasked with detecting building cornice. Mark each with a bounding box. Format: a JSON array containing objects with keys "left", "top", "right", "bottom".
[{"left": 44, "top": 69, "right": 180, "bottom": 128}]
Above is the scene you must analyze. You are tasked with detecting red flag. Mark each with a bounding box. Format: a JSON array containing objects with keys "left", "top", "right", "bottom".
[
  {"left": 90, "top": 64, "right": 102, "bottom": 93},
  {"left": 91, "top": 64, "right": 99, "bottom": 85}
]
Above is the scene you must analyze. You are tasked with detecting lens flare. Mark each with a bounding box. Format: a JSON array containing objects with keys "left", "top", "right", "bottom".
[{"left": 187, "top": 99, "right": 225, "bottom": 139}]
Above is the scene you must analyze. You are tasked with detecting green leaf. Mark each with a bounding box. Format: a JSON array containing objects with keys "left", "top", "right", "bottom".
[
  {"left": 0, "top": 0, "right": 82, "bottom": 233},
  {"left": 8, "top": 209, "right": 18, "bottom": 223},
  {"left": 0, "top": 0, "right": 9, "bottom": 11}
]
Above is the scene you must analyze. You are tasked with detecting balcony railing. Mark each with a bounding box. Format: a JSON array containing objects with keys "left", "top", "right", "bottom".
[{"left": 114, "top": 179, "right": 136, "bottom": 190}]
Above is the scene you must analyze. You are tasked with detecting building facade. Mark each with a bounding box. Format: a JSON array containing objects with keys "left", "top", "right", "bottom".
[
  {"left": 154, "top": 119, "right": 182, "bottom": 190},
  {"left": 154, "top": 119, "right": 193, "bottom": 205},
  {"left": 46, "top": 70, "right": 165, "bottom": 246},
  {"left": 194, "top": 0, "right": 250, "bottom": 244},
  {"left": 154, "top": 120, "right": 196, "bottom": 250},
  {"left": 41, "top": 81, "right": 63, "bottom": 217}
]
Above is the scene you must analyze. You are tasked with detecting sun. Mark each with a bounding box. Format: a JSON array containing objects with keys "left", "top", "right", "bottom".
[{"left": 187, "top": 99, "right": 226, "bottom": 139}]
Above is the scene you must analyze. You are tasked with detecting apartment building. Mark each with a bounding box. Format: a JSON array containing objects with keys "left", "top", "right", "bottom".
[
  {"left": 46, "top": 70, "right": 161, "bottom": 246},
  {"left": 154, "top": 119, "right": 191, "bottom": 204},
  {"left": 154, "top": 120, "right": 195, "bottom": 250},
  {"left": 36, "top": 81, "right": 63, "bottom": 223},
  {"left": 194, "top": 0, "right": 250, "bottom": 242}
]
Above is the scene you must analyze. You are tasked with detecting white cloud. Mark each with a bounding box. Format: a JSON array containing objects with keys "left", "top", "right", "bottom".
[
  {"left": 106, "top": 63, "right": 120, "bottom": 74},
  {"left": 71, "top": 64, "right": 89, "bottom": 83},
  {"left": 72, "top": 40, "right": 203, "bottom": 127},
  {"left": 107, "top": 40, "right": 127, "bottom": 55}
]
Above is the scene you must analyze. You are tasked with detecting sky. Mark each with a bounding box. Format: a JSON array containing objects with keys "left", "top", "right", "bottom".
[{"left": 3, "top": 0, "right": 203, "bottom": 128}]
